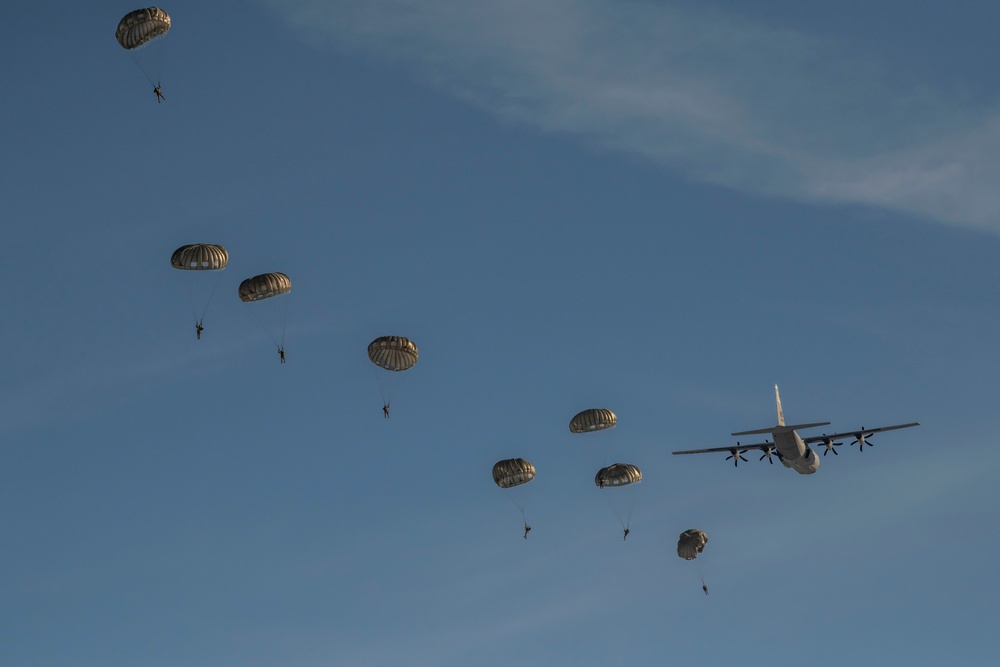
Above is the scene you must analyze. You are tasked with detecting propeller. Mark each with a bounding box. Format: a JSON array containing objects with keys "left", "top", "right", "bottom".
[
  {"left": 726, "top": 443, "right": 748, "bottom": 467},
  {"left": 850, "top": 428, "right": 876, "bottom": 452},
  {"left": 819, "top": 435, "right": 843, "bottom": 456},
  {"left": 759, "top": 441, "right": 777, "bottom": 464}
]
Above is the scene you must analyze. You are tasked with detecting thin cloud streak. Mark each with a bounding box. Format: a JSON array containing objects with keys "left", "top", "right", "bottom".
[{"left": 262, "top": 0, "right": 1000, "bottom": 232}]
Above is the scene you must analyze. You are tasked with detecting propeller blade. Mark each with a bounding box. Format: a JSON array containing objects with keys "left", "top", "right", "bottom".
[
  {"left": 851, "top": 430, "right": 875, "bottom": 451},
  {"left": 726, "top": 445, "right": 748, "bottom": 467},
  {"left": 820, "top": 435, "right": 843, "bottom": 456}
]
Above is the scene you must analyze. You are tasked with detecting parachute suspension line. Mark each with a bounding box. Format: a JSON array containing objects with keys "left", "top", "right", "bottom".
[
  {"left": 369, "top": 363, "right": 389, "bottom": 406},
  {"left": 248, "top": 305, "right": 277, "bottom": 349},
  {"left": 180, "top": 274, "right": 201, "bottom": 327},
  {"left": 181, "top": 268, "right": 226, "bottom": 330},
  {"left": 277, "top": 296, "right": 292, "bottom": 348},
  {"left": 128, "top": 46, "right": 162, "bottom": 88},
  {"left": 246, "top": 294, "right": 291, "bottom": 350},
  {"left": 623, "top": 494, "right": 636, "bottom": 528},
  {"left": 511, "top": 503, "right": 528, "bottom": 529},
  {"left": 199, "top": 269, "right": 226, "bottom": 326},
  {"left": 369, "top": 362, "right": 404, "bottom": 406},
  {"left": 504, "top": 492, "right": 527, "bottom": 516},
  {"left": 127, "top": 34, "right": 169, "bottom": 89},
  {"left": 601, "top": 490, "right": 636, "bottom": 531},
  {"left": 601, "top": 493, "right": 623, "bottom": 530}
]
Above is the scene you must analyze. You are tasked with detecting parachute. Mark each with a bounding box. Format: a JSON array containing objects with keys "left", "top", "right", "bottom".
[
  {"left": 367, "top": 336, "right": 419, "bottom": 371},
  {"left": 368, "top": 336, "right": 418, "bottom": 412},
  {"left": 239, "top": 272, "right": 291, "bottom": 357},
  {"left": 115, "top": 8, "right": 171, "bottom": 49},
  {"left": 170, "top": 244, "right": 228, "bottom": 338},
  {"left": 116, "top": 8, "right": 172, "bottom": 92},
  {"left": 595, "top": 463, "right": 641, "bottom": 539},
  {"left": 569, "top": 409, "right": 617, "bottom": 433},
  {"left": 493, "top": 458, "right": 536, "bottom": 538},
  {"left": 492, "top": 458, "right": 536, "bottom": 488},
  {"left": 171, "top": 244, "right": 227, "bottom": 271},
  {"left": 239, "top": 272, "right": 291, "bottom": 302},
  {"left": 677, "top": 529, "right": 709, "bottom": 560},
  {"left": 594, "top": 463, "right": 642, "bottom": 487}
]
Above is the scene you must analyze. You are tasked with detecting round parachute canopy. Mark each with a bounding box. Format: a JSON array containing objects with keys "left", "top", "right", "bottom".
[
  {"left": 238, "top": 272, "right": 291, "bottom": 302},
  {"left": 677, "top": 529, "right": 709, "bottom": 560},
  {"left": 116, "top": 7, "right": 171, "bottom": 50},
  {"left": 569, "top": 408, "right": 617, "bottom": 433},
  {"left": 171, "top": 244, "right": 228, "bottom": 270},
  {"left": 492, "top": 458, "right": 536, "bottom": 489},
  {"left": 595, "top": 463, "right": 642, "bottom": 487},
  {"left": 368, "top": 336, "right": 419, "bottom": 371}
]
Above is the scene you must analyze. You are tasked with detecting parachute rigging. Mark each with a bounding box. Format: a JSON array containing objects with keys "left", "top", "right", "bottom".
[
  {"left": 239, "top": 272, "right": 291, "bottom": 358},
  {"left": 170, "top": 244, "right": 227, "bottom": 338},
  {"left": 116, "top": 8, "right": 172, "bottom": 90},
  {"left": 678, "top": 528, "right": 711, "bottom": 594},
  {"left": 367, "top": 336, "right": 418, "bottom": 412},
  {"left": 595, "top": 463, "right": 642, "bottom": 538},
  {"left": 493, "top": 458, "right": 536, "bottom": 538}
]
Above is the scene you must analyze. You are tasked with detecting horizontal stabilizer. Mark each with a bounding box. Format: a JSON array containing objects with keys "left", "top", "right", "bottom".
[
  {"left": 731, "top": 427, "right": 775, "bottom": 436},
  {"left": 732, "top": 421, "right": 830, "bottom": 436},
  {"left": 785, "top": 422, "right": 831, "bottom": 431}
]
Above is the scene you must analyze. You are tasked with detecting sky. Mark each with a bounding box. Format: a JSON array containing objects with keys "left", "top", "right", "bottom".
[{"left": 1, "top": 1, "right": 998, "bottom": 665}]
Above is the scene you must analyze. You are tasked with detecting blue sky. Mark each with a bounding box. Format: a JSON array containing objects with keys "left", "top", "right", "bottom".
[{"left": 1, "top": 2, "right": 998, "bottom": 665}]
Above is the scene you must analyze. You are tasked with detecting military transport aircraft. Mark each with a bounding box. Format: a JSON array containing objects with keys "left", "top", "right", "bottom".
[{"left": 672, "top": 386, "right": 919, "bottom": 474}]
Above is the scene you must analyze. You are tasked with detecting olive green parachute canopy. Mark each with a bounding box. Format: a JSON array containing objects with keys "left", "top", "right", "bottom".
[
  {"left": 677, "top": 529, "right": 708, "bottom": 560},
  {"left": 238, "top": 272, "right": 291, "bottom": 302},
  {"left": 368, "top": 336, "right": 419, "bottom": 371},
  {"left": 595, "top": 463, "right": 642, "bottom": 487},
  {"left": 492, "top": 458, "right": 536, "bottom": 489},
  {"left": 116, "top": 7, "right": 171, "bottom": 50},
  {"left": 569, "top": 409, "right": 617, "bottom": 433},
  {"left": 171, "top": 244, "right": 228, "bottom": 270}
]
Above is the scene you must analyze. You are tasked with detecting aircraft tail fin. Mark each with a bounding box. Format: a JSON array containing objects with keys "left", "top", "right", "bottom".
[{"left": 775, "top": 384, "right": 784, "bottom": 426}]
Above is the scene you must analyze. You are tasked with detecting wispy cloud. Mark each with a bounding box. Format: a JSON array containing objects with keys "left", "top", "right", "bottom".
[{"left": 260, "top": 0, "right": 1000, "bottom": 232}]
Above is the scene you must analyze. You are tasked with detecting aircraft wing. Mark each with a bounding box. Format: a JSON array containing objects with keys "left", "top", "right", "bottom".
[
  {"left": 801, "top": 422, "right": 920, "bottom": 444},
  {"left": 673, "top": 441, "right": 773, "bottom": 455}
]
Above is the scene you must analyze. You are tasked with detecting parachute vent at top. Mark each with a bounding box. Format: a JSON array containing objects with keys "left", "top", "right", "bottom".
[
  {"left": 171, "top": 244, "right": 228, "bottom": 270},
  {"left": 569, "top": 409, "right": 617, "bottom": 433},
  {"left": 492, "top": 458, "right": 536, "bottom": 489},
  {"left": 368, "top": 336, "right": 419, "bottom": 371},
  {"left": 238, "top": 272, "right": 291, "bottom": 302},
  {"left": 116, "top": 7, "right": 171, "bottom": 50},
  {"left": 677, "top": 529, "right": 709, "bottom": 560},
  {"left": 595, "top": 463, "right": 642, "bottom": 487}
]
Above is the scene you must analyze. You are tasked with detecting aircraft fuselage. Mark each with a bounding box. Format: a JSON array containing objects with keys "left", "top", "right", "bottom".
[{"left": 771, "top": 427, "right": 821, "bottom": 474}]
